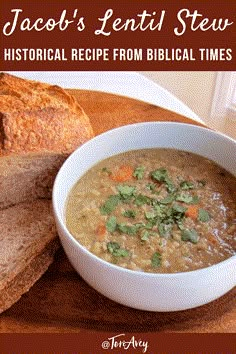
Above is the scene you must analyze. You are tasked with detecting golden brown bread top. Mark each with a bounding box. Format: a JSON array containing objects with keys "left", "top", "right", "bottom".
[{"left": 0, "top": 73, "right": 94, "bottom": 155}]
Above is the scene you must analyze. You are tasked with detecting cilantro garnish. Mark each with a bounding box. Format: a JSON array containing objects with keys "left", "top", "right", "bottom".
[
  {"left": 181, "top": 229, "right": 199, "bottom": 244},
  {"left": 141, "top": 230, "right": 150, "bottom": 241},
  {"left": 100, "top": 195, "right": 120, "bottom": 215},
  {"left": 191, "top": 195, "right": 200, "bottom": 204},
  {"left": 180, "top": 181, "right": 194, "bottom": 190},
  {"left": 171, "top": 204, "right": 186, "bottom": 225},
  {"left": 198, "top": 209, "right": 211, "bottom": 222},
  {"left": 106, "top": 216, "right": 117, "bottom": 232},
  {"left": 176, "top": 193, "right": 199, "bottom": 204},
  {"left": 151, "top": 252, "right": 162, "bottom": 267},
  {"left": 165, "top": 177, "right": 176, "bottom": 193},
  {"left": 144, "top": 219, "right": 157, "bottom": 229},
  {"left": 133, "top": 166, "right": 145, "bottom": 180},
  {"left": 159, "top": 194, "right": 175, "bottom": 204},
  {"left": 145, "top": 210, "right": 157, "bottom": 220},
  {"left": 101, "top": 163, "right": 206, "bottom": 256},
  {"left": 134, "top": 194, "right": 152, "bottom": 206},
  {"left": 117, "top": 223, "right": 141, "bottom": 235},
  {"left": 151, "top": 168, "right": 176, "bottom": 193},
  {"left": 122, "top": 210, "right": 137, "bottom": 218},
  {"left": 172, "top": 204, "right": 187, "bottom": 215},
  {"left": 151, "top": 168, "right": 168, "bottom": 182},
  {"left": 146, "top": 183, "right": 157, "bottom": 193},
  {"left": 107, "top": 242, "right": 129, "bottom": 257},
  {"left": 117, "top": 185, "right": 136, "bottom": 201},
  {"left": 153, "top": 204, "right": 166, "bottom": 218},
  {"left": 158, "top": 222, "right": 173, "bottom": 238}
]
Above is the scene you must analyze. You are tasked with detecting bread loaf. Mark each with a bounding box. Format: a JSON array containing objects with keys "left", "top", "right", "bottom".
[
  {"left": 0, "top": 72, "right": 94, "bottom": 155},
  {"left": 0, "top": 200, "right": 59, "bottom": 314}
]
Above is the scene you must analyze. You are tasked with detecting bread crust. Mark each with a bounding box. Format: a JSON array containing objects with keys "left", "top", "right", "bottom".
[
  {"left": 0, "top": 238, "right": 60, "bottom": 314},
  {"left": 0, "top": 73, "right": 94, "bottom": 155}
]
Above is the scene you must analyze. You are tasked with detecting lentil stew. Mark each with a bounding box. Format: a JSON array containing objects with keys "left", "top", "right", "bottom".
[{"left": 66, "top": 149, "right": 236, "bottom": 273}]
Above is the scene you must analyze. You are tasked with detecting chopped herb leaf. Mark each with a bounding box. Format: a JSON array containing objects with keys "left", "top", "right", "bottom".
[
  {"left": 117, "top": 223, "right": 141, "bottom": 235},
  {"left": 107, "top": 241, "right": 119, "bottom": 253},
  {"left": 150, "top": 231, "right": 159, "bottom": 237},
  {"left": 151, "top": 168, "right": 168, "bottom": 182},
  {"left": 114, "top": 248, "right": 129, "bottom": 257},
  {"left": 171, "top": 204, "right": 187, "bottom": 227},
  {"left": 165, "top": 177, "right": 176, "bottom": 193},
  {"left": 146, "top": 183, "right": 156, "bottom": 192},
  {"left": 151, "top": 168, "right": 176, "bottom": 193},
  {"left": 117, "top": 185, "right": 136, "bottom": 200},
  {"left": 122, "top": 210, "right": 137, "bottom": 218},
  {"left": 180, "top": 181, "right": 194, "bottom": 190},
  {"left": 135, "top": 222, "right": 146, "bottom": 229},
  {"left": 198, "top": 208, "right": 211, "bottom": 222},
  {"left": 153, "top": 204, "right": 166, "bottom": 218},
  {"left": 141, "top": 230, "right": 150, "bottom": 241},
  {"left": 158, "top": 222, "right": 173, "bottom": 238},
  {"left": 107, "top": 242, "right": 129, "bottom": 257},
  {"left": 172, "top": 204, "right": 187, "bottom": 215},
  {"left": 171, "top": 204, "right": 187, "bottom": 228},
  {"left": 100, "top": 195, "right": 120, "bottom": 215},
  {"left": 145, "top": 211, "right": 157, "bottom": 220},
  {"left": 176, "top": 221, "right": 185, "bottom": 230},
  {"left": 151, "top": 252, "right": 162, "bottom": 267},
  {"left": 181, "top": 229, "right": 199, "bottom": 244},
  {"left": 159, "top": 194, "right": 175, "bottom": 204},
  {"left": 133, "top": 166, "right": 145, "bottom": 180},
  {"left": 134, "top": 194, "right": 152, "bottom": 206},
  {"left": 106, "top": 216, "right": 117, "bottom": 232},
  {"left": 191, "top": 195, "right": 200, "bottom": 204},
  {"left": 176, "top": 193, "right": 197, "bottom": 204},
  {"left": 145, "top": 219, "right": 157, "bottom": 229}
]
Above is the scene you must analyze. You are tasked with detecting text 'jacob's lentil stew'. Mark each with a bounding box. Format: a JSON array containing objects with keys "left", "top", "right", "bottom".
[{"left": 66, "top": 149, "right": 236, "bottom": 273}]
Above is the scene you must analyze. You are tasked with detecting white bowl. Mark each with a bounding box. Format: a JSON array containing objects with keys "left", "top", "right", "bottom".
[{"left": 52, "top": 122, "right": 236, "bottom": 311}]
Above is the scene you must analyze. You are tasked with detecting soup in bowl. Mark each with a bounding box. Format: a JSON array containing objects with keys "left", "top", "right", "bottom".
[{"left": 53, "top": 122, "right": 236, "bottom": 311}]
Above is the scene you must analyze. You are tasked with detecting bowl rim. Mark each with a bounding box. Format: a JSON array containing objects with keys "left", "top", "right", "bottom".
[{"left": 53, "top": 121, "right": 236, "bottom": 279}]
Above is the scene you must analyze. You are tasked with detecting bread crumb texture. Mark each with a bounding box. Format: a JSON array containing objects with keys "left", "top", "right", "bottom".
[{"left": 0, "top": 200, "right": 59, "bottom": 313}]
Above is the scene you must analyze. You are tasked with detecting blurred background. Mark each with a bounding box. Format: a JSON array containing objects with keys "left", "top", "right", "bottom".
[{"left": 141, "top": 71, "right": 236, "bottom": 140}]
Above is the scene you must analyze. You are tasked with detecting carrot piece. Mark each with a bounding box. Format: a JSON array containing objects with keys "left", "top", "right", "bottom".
[
  {"left": 208, "top": 234, "right": 218, "bottom": 245},
  {"left": 96, "top": 223, "right": 106, "bottom": 241},
  {"left": 110, "top": 165, "right": 134, "bottom": 182},
  {"left": 185, "top": 205, "right": 199, "bottom": 220}
]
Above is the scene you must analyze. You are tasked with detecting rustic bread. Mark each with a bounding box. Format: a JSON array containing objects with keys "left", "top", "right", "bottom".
[
  {"left": 0, "top": 72, "right": 94, "bottom": 155},
  {"left": 0, "top": 199, "right": 60, "bottom": 314},
  {"left": 0, "top": 152, "right": 67, "bottom": 210},
  {"left": 0, "top": 74, "right": 95, "bottom": 313}
]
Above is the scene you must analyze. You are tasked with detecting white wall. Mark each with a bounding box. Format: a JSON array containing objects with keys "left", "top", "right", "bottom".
[{"left": 140, "top": 71, "right": 217, "bottom": 124}]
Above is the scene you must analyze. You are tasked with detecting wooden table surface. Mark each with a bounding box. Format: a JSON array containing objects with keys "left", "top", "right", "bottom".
[{"left": 0, "top": 90, "right": 235, "bottom": 333}]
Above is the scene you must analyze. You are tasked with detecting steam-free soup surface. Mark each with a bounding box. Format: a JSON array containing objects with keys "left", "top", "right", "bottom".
[{"left": 66, "top": 149, "right": 236, "bottom": 273}]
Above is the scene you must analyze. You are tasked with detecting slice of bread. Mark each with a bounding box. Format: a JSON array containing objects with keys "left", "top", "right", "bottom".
[
  {"left": 0, "top": 152, "right": 67, "bottom": 210},
  {"left": 0, "top": 199, "right": 60, "bottom": 314},
  {"left": 0, "top": 72, "right": 94, "bottom": 155}
]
